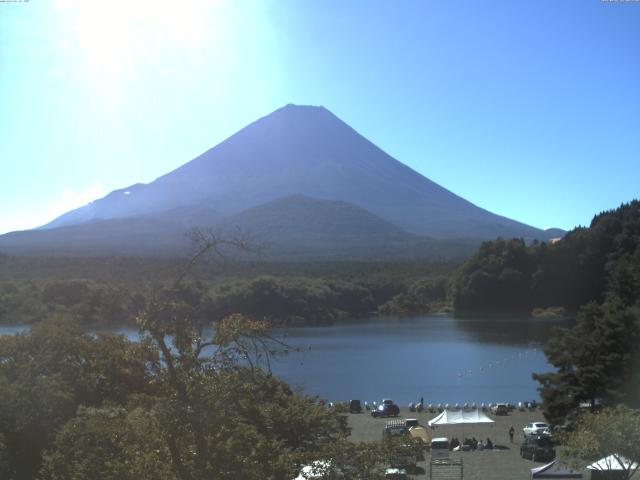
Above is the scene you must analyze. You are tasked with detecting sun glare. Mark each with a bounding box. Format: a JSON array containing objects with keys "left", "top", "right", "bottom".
[{"left": 53, "top": 0, "right": 231, "bottom": 97}]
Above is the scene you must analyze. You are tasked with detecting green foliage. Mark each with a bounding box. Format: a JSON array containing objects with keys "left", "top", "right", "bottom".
[
  {"left": 205, "top": 275, "right": 376, "bottom": 324},
  {"left": 561, "top": 405, "right": 640, "bottom": 480},
  {"left": 533, "top": 303, "right": 640, "bottom": 426},
  {"left": 0, "top": 311, "right": 363, "bottom": 480},
  {"left": 0, "top": 317, "right": 153, "bottom": 479},
  {"left": 451, "top": 200, "right": 640, "bottom": 314},
  {"left": 0, "top": 257, "right": 458, "bottom": 327},
  {"left": 40, "top": 406, "right": 176, "bottom": 480},
  {"left": 135, "top": 276, "right": 354, "bottom": 480},
  {"left": 380, "top": 276, "right": 449, "bottom": 314},
  {"left": 451, "top": 238, "right": 534, "bottom": 313},
  {"left": 0, "top": 278, "right": 146, "bottom": 326},
  {"left": 0, "top": 432, "right": 8, "bottom": 479}
]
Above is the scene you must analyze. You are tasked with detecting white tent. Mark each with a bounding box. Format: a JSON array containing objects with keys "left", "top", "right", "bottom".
[
  {"left": 587, "top": 455, "right": 638, "bottom": 471},
  {"left": 427, "top": 408, "right": 495, "bottom": 427},
  {"left": 531, "top": 460, "right": 583, "bottom": 479},
  {"left": 427, "top": 408, "right": 497, "bottom": 444},
  {"left": 587, "top": 455, "right": 639, "bottom": 480}
]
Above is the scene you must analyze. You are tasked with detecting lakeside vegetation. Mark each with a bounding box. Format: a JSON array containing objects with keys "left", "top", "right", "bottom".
[
  {"left": 2, "top": 201, "right": 636, "bottom": 328},
  {"left": 448, "top": 201, "right": 640, "bottom": 434},
  {"left": 0, "top": 202, "right": 639, "bottom": 478},
  {"left": 0, "top": 235, "right": 410, "bottom": 480},
  {"left": 450, "top": 200, "right": 640, "bottom": 315},
  {"left": 0, "top": 256, "right": 456, "bottom": 326}
]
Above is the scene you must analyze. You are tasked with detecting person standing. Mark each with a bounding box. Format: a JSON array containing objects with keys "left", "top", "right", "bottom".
[{"left": 509, "top": 425, "right": 515, "bottom": 443}]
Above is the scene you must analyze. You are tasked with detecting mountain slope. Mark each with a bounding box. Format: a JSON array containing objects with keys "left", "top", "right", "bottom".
[
  {"left": 42, "top": 104, "right": 554, "bottom": 240},
  {"left": 0, "top": 196, "right": 477, "bottom": 259}
]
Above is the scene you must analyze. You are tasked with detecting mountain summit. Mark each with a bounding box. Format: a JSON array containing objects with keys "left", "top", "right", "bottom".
[
  {"left": 3, "top": 104, "right": 557, "bottom": 258},
  {"left": 43, "top": 104, "right": 547, "bottom": 239}
]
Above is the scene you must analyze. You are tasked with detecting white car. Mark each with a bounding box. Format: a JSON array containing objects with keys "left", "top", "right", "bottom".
[
  {"left": 523, "top": 422, "right": 550, "bottom": 436},
  {"left": 293, "top": 461, "right": 343, "bottom": 480}
]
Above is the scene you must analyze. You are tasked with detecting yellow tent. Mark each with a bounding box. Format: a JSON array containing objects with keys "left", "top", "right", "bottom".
[{"left": 409, "top": 425, "right": 431, "bottom": 446}]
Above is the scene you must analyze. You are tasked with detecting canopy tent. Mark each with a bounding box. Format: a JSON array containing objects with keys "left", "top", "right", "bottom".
[
  {"left": 587, "top": 455, "right": 639, "bottom": 480},
  {"left": 427, "top": 408, "right": 497, "bottom": 444},
  {"left": 409, "top": 425, "right": 431, "bottom": 445},
  {"left": 427, "top": 409, "right": 495, "bottom": 427},
  {"left": 587, "top": 455, "right": 638, "bottom": 471},
  {"left": 531, "top": 460, "right": 583, "bottom": 479}
]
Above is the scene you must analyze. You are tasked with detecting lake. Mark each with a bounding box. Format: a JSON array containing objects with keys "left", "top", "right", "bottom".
[{"left": 0, "top": 314, "right": 567, "bottom": 405}]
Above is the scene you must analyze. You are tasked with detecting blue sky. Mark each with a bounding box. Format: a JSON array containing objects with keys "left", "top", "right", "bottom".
[{"left": 1, "top": 0, "right": 639, "bottom": 235}]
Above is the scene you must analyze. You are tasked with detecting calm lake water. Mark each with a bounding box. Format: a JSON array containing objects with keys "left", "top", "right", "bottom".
[{"left": 0, "top": 314, "right": 567, "bottom": 405}]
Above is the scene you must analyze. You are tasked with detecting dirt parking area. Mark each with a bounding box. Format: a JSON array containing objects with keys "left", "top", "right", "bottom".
[{"left": 347, "top": 407, "right": 580, "bottom": 480}]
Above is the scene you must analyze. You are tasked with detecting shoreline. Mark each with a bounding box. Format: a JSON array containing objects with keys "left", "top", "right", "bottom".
[{"left": 347, "top": 407, "right": 582, "bottom": 480}]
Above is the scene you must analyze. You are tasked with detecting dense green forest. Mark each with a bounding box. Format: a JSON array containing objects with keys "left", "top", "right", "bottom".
[
  {"left": 451, "top": 200, "right": 640, "bottom": 315},
  {"left": 0, "top": 255, "right": 456, "bottom": 326}
]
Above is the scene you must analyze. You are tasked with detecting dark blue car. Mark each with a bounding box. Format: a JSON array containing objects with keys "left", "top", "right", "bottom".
[{"left": 371, "top": 403, "right": 400, "bottom": 418}]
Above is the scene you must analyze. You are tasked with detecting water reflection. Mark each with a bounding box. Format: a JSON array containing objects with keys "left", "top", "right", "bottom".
[{"left": 450, "top": 315, "right": 574, "bottom": 346}]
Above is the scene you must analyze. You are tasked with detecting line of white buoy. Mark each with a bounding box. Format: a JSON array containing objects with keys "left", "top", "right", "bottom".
[{"left": 454, "top": 347, "right": 541, "bottom": 379}]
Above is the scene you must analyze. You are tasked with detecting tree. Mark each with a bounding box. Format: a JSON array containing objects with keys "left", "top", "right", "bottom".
[
  {"left": 561, "top": 405, "right": 640, "bottom": 480},
  {"left": 0, "top": 317, "right": 153, "bottom": 480},
  {"left": 451, "top": 237, "right": 535, "bottom": 313},
  {"left": 130, "top": 229, "right": 351, "bottom": 480},
  {"left": 0, "top": 432, "right": 10, "bottom": 479},
  {"left": 40, "top": 406, "right": 176, "bottom": 480},
  {"left": 533, "top": 303, "right": 640, "bottom": 426}
]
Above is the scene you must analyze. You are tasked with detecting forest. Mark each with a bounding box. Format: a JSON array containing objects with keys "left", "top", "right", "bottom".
[
  {"left": 0, "top": 255, "right": 456, "bottom": 326},
  {"left": 2, "top": 201, "right": 640, "bottom": 327},
  {"left": 451, "top": 200, "right": 640, "bottom": 315}
]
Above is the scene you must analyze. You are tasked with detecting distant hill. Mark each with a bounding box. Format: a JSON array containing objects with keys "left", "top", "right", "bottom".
[
  {"left": 0, "top": 195, "right": 478, "bottom": 260},
  {"left": 217, "top": 195, "right": 478, "bottom": 260},
  {"left": 1, "top": 104, "right": 562, "bottom": 258}
]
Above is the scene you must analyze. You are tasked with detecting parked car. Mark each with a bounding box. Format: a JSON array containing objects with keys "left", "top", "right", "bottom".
[
  {"left": 385, "top": 467, "right": 408, "bottom": 480},
  {"left": 490, "top": 403, "right": 509, "bottom": 415},
  {"left": 293, "top": 460, "right": 343, "bottom": 480},
  {"left": 372, "top": 403, "right": 400, "bottom": 418},
  {"left": 520, "top": 435, "right": 556, "bottom": 462},
  {"left": 349, "top": 399, "right": 362, "bottom": 413},
  {"left": 404, "top": 418, "right": 419, "bottom": 428},
  {"left": 523, "top": 422, "right": 551, "bottom": 436}
]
